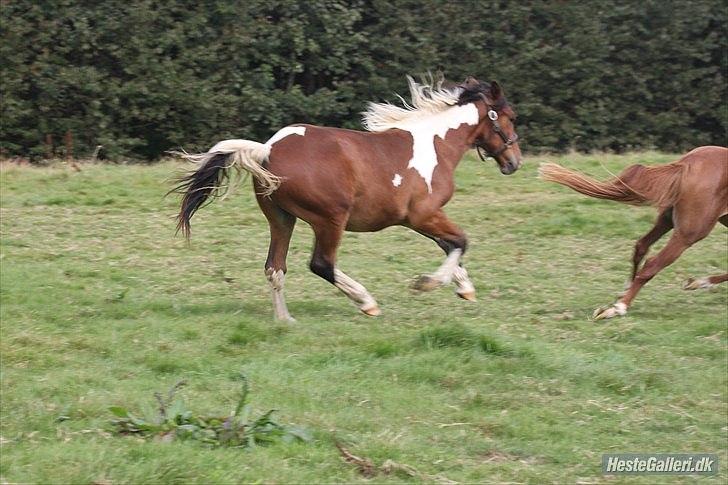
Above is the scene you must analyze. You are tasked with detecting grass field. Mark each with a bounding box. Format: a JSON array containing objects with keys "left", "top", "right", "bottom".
[{"left": 1, "top": 152, "right": 726, "bottom": 484}]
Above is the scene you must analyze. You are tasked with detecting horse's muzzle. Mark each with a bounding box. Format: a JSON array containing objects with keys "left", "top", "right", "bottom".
[{"left": 500, "top": 158, "right": 521, "bottom": 175}]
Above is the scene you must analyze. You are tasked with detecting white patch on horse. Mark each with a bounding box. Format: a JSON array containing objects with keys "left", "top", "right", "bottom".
[
  {"left": 399, "top": 104, "right": 478, "bottom": 192},
  {"left": 333, "top": 268, "right": 379, "bottom": 315},
  {"left": 265, "top": 268, "right": 294, "bottom": 322},
  {"left": 431, "top": 248, "right": 463, "bottom": 284},
  {"left": 266, "top": 126, "right": 306, "bottom": 146},
  {"left": 452, "top": 265, "right": 475, "bottom": 296},
  {"left": 361, "top": 77, "right": 479, "bottom": 193},
  {"left": 392, "top": 173, "right": 403, "bottom": 187}
]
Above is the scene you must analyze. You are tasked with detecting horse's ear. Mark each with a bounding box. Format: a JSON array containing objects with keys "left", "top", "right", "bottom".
[
  {"left": 489, "top": 80, "right": 503, "bottom": 100},
  {"left": 460, "top": 76, "right": 480, "bottom": 89}
]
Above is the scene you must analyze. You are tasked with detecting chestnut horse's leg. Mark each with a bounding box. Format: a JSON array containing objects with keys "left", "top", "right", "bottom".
[
  {"left": 683, "top": 213, "right": 728, "bottom": 289},
  {"left": 257, "top": 196, "right": 297, "bottom": 322},
  {"left": 630, "top": 208, "right": 673, "bottom": 281},
  {"left": 309, "top": 221, "right": 380, "bottom": 316},
  {"left": 684, "top": 273, "right": 728, "bottom": 290},
  {"left": 594, "top": 206, "right": 718, "bottom": 320},
  {"left": 408, "top": 210, "right": 475, "bottom": 300}
]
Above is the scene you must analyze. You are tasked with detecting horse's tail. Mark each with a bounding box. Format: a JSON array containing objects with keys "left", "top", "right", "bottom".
[
  {"left": 170, "top": 140, "right": 281, "bottom": 238},
  {"left": 538, "top": 162, "right": 684, "bottom": 209}
]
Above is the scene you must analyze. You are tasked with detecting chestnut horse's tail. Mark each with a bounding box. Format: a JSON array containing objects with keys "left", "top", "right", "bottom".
[
  {"left": 170, "top": 140, "right": 281, "bottom": 238},
  {"left": 539, "top": 162, "right": 684, "bottom": 209}
]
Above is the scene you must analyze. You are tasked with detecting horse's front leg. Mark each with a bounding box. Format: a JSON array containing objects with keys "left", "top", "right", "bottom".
[
  {"left": 407, "top": 210, "right": 475, "bottom": 301},
  {"left": 309, "top": 219, "right": 380, "bottom": 316}
]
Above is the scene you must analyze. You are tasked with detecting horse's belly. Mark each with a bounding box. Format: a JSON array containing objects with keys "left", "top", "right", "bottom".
[{"left": 345, "top": 199, "right": 406, "bottom": 232}]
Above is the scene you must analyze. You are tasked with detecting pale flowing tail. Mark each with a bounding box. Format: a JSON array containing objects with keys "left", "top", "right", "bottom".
[
  {"left": 538, "top": 162, "right": 683, "bottom": 208},
  {"left": 170, "top": 139, "right": 281, "bottom": 238}
]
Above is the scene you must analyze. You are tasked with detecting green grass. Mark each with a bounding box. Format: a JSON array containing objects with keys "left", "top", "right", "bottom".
[{"left": 1, "top": 152, "right": 726, "bottom": 483}]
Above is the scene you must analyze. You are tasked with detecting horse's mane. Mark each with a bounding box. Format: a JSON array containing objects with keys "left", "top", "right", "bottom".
[{"left": 362, "top": 76, "right": 491, "bottom": 132}]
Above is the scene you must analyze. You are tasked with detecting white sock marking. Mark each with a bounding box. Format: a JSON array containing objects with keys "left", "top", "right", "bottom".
[
  {"left": 333, "top": 268, "right": 378, "bottom": 311},
  {"left": 452, "top": 265, "right": 475, "bottom": 295},
  {"left": 432, "top": 249, "right": 463, "bottom": 284},
  {"left": 614, "top": 302, "right": 627, "bottom": 315},
  {"left": 266, "top": 269, "right": 294, "bottom": 321}
]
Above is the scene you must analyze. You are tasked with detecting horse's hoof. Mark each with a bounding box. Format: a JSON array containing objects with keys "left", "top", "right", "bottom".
[
  {"left": 592, "top": 302, "right": 627, "bottom": 321},
  {"left": 683, "top": 277, "right": 712, "bottom": 290},
  {"left": 361, "top": 305, "right": 381, "bottom": 317},
  {"left": 457, "top": 291, "right": 477, "bottom": 302},
  {"left": 411, "top": 275, "right": 441, "bottom": 292}
]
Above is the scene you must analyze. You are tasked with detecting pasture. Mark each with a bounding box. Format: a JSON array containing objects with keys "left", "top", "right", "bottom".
[{"left": 1, "top": 152, "right": 726, "bottom": 483}]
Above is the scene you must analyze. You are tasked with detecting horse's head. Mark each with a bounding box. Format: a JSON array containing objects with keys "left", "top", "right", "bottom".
[{"left": 459, "top": 77, "right": 522, "bottom": 175}]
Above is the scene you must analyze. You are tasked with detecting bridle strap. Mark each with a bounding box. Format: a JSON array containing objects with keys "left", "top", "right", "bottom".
[{"left": 475, "top": 94, "right": 519, "bottom": 161}]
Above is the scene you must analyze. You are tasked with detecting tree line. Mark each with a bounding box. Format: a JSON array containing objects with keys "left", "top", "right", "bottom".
[{"left": 1, "top": 0, "right": 725, "bottom": 161}]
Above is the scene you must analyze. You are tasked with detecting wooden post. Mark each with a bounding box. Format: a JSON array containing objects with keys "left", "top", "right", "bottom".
[
  {"left": 44, "top": 134, "right": 53, "bottom": 160},
  {"left": 64, "top": 130, "right": 73, "bottom": 161}
]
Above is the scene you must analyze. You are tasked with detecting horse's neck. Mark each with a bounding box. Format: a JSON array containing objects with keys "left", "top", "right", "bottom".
[{"left": 438, "top": 121, "right": 481, "bottom": 169}]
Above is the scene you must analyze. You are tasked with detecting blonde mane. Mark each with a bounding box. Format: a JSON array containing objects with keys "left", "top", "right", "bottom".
[{"left": 362, "top": 76, "right": 463, "bottom": 132}]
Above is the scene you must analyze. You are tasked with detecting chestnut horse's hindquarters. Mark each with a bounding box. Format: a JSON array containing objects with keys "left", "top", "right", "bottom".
[{"left": 171, "top": 140, "right": 281, "bottom": 238}]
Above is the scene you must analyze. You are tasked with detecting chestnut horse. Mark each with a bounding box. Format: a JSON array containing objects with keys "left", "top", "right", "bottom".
[
  {"left": 540, "top": 145, "right": 727, "bottom": 320},
  {"left": 173, "top": 76, "right": 522, "bottom": 321}
]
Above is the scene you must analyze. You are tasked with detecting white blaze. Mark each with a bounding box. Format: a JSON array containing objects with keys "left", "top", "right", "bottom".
[
  {"left": 397, "top": 104, "right": 479, "bottom": 192},
  {"left": 392, "top": 173, "right": 403, "bottom": 187},
  {"left": 266, "top": 126, "right": 306, "bottom": 146}
]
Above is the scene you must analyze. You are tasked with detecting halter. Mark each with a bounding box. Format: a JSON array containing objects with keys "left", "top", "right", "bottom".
[{"left": 474, "top": 95, "right": 519, "bottom": 161}]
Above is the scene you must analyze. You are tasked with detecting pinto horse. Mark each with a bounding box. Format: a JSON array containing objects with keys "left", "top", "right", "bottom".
[
  {"left": 173, "top": 76, "right": 522, "bottom": 321},
  {"left": 540, "top": 145, "right": 727, "bottom": 320}
]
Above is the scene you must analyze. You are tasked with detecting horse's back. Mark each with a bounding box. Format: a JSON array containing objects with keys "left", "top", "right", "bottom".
[
  {"left": 265, "top": 124, "right": 416, "bottom": 230},
  {"left": 679, "top": 146, "right": 727, "bottom": 167},
  {"left": 676, "top": 146, "right": 728, "bottom": 215}
]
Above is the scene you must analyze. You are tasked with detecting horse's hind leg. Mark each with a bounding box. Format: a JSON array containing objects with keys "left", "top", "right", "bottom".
[
  {"left": 407, "top": 210, "right": 474, "bottom": 300},
  {"left": 594, "top": 205, "right": 717, "bottom": 320},
  {"left": 309, "top": 220, "right": 380, "bottom": 316},
  {"left": 257, "top": 196, "right": 297, "bottom": 322},
  {"left": 630, "top": 208, "right": 673, "bottom": 281},
  {"left": 684, "top": 273, "right": 728, "bottom": 290},
  {"left": 594, "top": 233, "right": 692, "bottom": 320}
]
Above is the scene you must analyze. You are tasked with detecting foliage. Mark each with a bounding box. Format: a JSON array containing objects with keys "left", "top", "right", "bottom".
[
  {"left": 108, "top": 376, "right": 311, "bottom": 447},
  {"left": 1, "top": 1, "right": 725, "bottom": 160}
]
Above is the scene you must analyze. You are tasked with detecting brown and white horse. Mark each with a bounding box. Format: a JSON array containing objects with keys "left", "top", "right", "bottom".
[
  {"left": 540, "top": 146, "right": 727, "bottom": 320},
  {"left": 173, "top": 76, "right": 522, "bottom": 321}
]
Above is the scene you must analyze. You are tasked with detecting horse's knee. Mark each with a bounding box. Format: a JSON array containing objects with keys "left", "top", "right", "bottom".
[
  {"left": 436, "top": 234, "right": 467, "bottom": 255},
  {"left": 449, "top": 234, "right": 468, "bottom": 254},
  {"left": 309, "top": 256, "right": 335, "bottom": 284}
]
